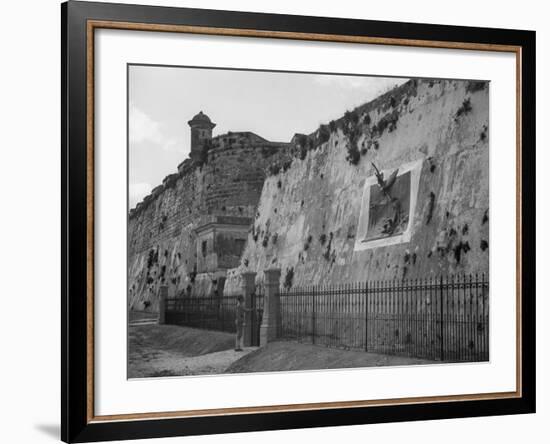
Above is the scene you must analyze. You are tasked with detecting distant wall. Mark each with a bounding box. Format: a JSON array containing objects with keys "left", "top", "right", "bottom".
[
  {"left": 128, "top": 133, "right": 288, "bottom": 312},
  {"left": 224, "top": 79, "right": 490, "bottom": 295},
  {"left": 204, "top": 132, "right": 290, "bottom": 216},
  {"left": 128, "top": 163, "right": 206, "bottom": 312}
]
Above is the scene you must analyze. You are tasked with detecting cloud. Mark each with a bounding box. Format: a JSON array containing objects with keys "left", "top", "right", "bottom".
[
  {"left": 161, "top": 138, "right": 182, "bottom": 153},
  {"left": 129, "top": 182, "right": 152, "bottom": 209},
  {"left": 129, "top": 104, "right": 163, "bottom": 145},
  {"left": 129, "top": 104, "right": 184, "bottom": 153}
]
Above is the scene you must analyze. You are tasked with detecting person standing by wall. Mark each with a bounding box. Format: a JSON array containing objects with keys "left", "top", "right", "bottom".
[{"left": 235, "top": 295, "right": 252, "bottom": 351}]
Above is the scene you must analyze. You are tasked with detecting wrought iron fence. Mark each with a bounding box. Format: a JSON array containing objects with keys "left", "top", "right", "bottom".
[
  {"left": 165, "top": 284, "right": 265, "bottom": 345},
  {"left": 278, "top": 274, "right": 489, "bottom": 362}
]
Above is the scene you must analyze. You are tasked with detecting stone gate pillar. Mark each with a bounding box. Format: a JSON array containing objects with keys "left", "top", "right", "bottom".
[
  {"left": 158, "top": 285, "right": 168, "bottom": 325},
  {"left": 260, "top": 268, "right": 281, "bottom": 347},
  {"left": 241, "top": 271, "right": 257, "bottom": 347}
]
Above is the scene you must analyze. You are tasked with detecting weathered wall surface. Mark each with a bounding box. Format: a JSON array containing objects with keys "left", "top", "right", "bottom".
[
  {"left": 203, "top": 132, "right": 289, "bottom": 217},
  {"left": 128, "top": 163, "right": 206, "bottom": 312},
  {"left": 225, "top": 79, "right": 489, "bottom": 294},
  {"left": 128, "top": 132, "right": 288, "bottom": 312}
]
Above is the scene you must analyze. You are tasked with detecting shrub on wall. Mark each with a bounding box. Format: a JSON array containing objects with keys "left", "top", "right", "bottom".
[
  {"left": 373, "top": 110, "right": 399, "bottom": 136},
  {"left": 317, "top": 125, "right": 330, "bottom": 145},
  {"left": 346, "top": 142, "right": 361, "bottom": 165},
  {"left": 344, "top": 109, "right": 359, "bottom": 126},
  {"left": 303, "top": 234, "right": 312, "bottom": 251},
  {"left": 455, "top": 98, "right": 473, "bottom": 119},
  {"left": 268, "top": 163, "right": 281, "bottom": 175},
  {"left": 466, "top": 80, "right": 487, "bottom": 93},
  {"left": 283, "top": 266, "right": 294, "bottom": 290}
]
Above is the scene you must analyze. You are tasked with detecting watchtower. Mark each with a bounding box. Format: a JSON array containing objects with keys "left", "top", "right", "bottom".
[{"left": 187, "top": 111, "right": 216, "bottom": 164}]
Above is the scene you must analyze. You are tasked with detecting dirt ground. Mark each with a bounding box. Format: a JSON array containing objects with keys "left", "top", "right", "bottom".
[
  {"left": 128, "top": 324, "right": 239, "bottom": 378},
  {"left": 130, "top": 347, "right": 258, "bottom": 378},
  {"left": 129, "top": 324, "right": 435, "bottom": 378},
  {"left": 225, "top": 340, "right": 434, "bottom": 374},
  {"left": 129, "top": 311, "right": 158, "bottom": 323}
]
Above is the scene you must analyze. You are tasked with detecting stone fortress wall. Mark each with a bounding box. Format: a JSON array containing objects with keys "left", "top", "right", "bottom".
[
  {"left": 223, "top": 79, "right": 490, "bottom": 295},
  {"left": 128, "top": 112, "right": 290, "bottom": 312},
  {"left": 128, "top": 78, "right": 490, "bottom": 311}
]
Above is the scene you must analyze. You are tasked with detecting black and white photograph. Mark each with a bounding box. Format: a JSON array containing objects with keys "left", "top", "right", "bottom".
[
  {"left": 0, "top": 0, "right": 544, "bottom": 440},
  {"left": 127, "top": 66, "right": 490, "bottom": 378}
]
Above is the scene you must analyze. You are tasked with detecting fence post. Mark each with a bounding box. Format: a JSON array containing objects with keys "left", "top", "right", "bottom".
[
  {"left": 241, "top": 271, "right": 257, "bottom": 347},
  {"left": 311, "top": 286, "right": 316, "bottom": 345},
  {"left": 365, "top": 281, "right": 369, "bottom": 352},
  {"left": 260, "top": 268, "right": 281, "bottom": 347},
  {"left": 158, "top": 285, "right": 168, "bottom": 325},
  {"left": 439, "top": 275, "right": 444, "bottom": 361}
]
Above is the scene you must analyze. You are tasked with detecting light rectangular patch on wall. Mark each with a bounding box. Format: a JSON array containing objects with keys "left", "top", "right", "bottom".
[{"left": 354, "top": 159, "right": 423, "bottom": 251}]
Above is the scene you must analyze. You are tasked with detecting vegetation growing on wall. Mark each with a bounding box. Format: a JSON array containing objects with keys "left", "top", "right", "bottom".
[
  {"left": 372, "top": 110, "right": 400, "bottom": 136},
  {"left": 268, "top": 163, "right": 281, "bottom": 175},
  {"left": 345, "top": 141, "right": 361, "bottom": 165},
  {"left": 147, "top": 248, "right": 158, "bottom": 269},
  {"left": 455, "top": 98, "right": 473, "bottom": 119},
  {"left": 283, "top": 266, "right": 294, "bottom": 290},
  {"left": 230, "top": 78, "right": 488, "bottom": 290},
  {"left": 480, "top": 125, "right": 488, "bottom": 142},
  {"left": 466, "top": 80, "right": 487, "bottom": 94},
  {"left": 303, "top": 235, "right": 313, "bottom": 251}
]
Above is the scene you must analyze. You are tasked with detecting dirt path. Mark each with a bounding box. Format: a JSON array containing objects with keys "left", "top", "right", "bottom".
[
  {"left": 133, "top": 347, "right": 258, "bottom": 378},
  {"left": 129, "top": 310, "right": 158, "bottom": 323},
  {"left": 129, "top": 323, "right": 436, "bottom": 378},
  {"left": 128, "top": 323, "right": 252, "bottom": 378},
  {"left": 226, "top": 341, "right": 435, "bottom": 374}
]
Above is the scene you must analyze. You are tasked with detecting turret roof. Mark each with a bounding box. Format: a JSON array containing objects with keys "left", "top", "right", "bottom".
[{"left": 188, "top": 111, "right": 215, "bottom": 126}]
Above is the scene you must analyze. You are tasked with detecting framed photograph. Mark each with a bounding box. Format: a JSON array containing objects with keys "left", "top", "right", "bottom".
[{"left": 61, "top": 1, "right": 535, "bottom": 442}]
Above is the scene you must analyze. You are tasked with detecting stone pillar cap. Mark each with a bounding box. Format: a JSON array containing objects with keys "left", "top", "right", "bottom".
[
  {"left": 241, "top": 271, "right": 257, "bottom": 276},
  {"left": 241, "top": 271, "right": 257, "bottom": 288},
  {"left": 264, "top": 268, "right": 282, "bottom": 283}
]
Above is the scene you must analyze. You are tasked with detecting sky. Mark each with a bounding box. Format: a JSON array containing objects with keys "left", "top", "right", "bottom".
[{"left": 129, "top": 65, "right": 408, "bottom": 208}]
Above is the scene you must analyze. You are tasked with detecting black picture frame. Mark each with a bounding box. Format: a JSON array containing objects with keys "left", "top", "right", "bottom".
[{"left": 61, "top": 1, "right": 536, "bottom": 442}]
